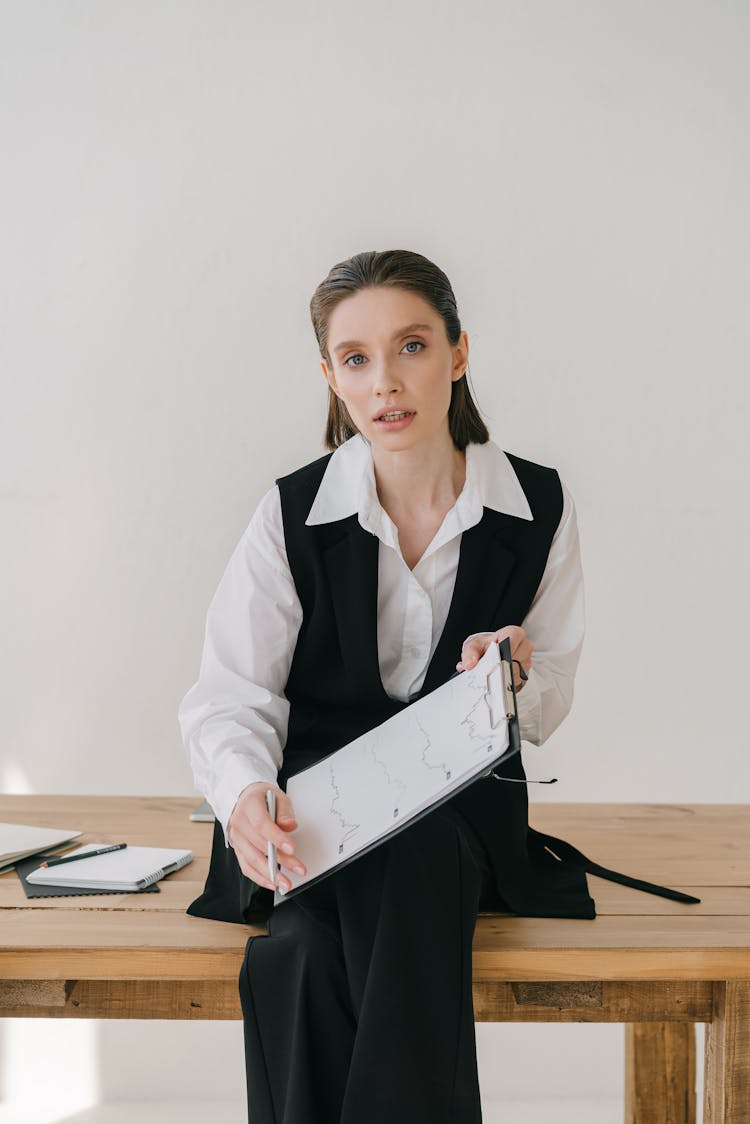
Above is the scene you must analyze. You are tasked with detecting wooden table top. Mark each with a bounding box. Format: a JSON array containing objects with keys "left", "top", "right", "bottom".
[{"left": 1, "top": 795, "right": 749, "bottom": 982}]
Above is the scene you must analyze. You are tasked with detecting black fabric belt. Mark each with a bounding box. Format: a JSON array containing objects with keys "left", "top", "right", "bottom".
[{"left": 529, "top": 829, "right": 701, "bottom": 905}]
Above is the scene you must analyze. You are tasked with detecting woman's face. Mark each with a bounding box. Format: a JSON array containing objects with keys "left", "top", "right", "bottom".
[{"left": 321, "top": 287, "right": 468, "bottom": 450}]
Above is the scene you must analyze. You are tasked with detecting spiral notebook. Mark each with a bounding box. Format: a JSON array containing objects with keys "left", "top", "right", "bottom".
[{"left": 26, "top": 843, "right": 193, "bottom": 891}]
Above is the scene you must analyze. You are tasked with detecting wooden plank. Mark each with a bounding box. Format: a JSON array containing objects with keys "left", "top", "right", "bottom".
[
  {"left": 0, "top": 979, "right": 714, "bottom": 1025},
  {"left": 472, "top": 914, "right": 750, "bottom": 954},
  {"left": 472, "top": 981, "right": 712, "bottom": 1023},
  {"left": 704, "top": 980, "right": 750, "bottom": 1123},
  {"left": 1, "top": 915, "right": 750, "bottom": 981},
  {"left": 528, "top": 804, "right": 750, "bottom": 832},
  {"left": 3, "top": 798, "right": 749, "bottom": 847},
  {"left": 0, "top": 979, "right": 243, "bottom": 1020},
  {"left": 3, "top": 798, "right": 749, "bottom": 885},
  {"left": 485, "top": 885, "right": 750, "bottom": 916},
  {"left": 564, "top": 883, "right": 750, "bottom": 915},
  {"left": 3, "top": 946, "right": 748, "bottom": 983},
  {"left": 0, "top": 795, "right": 201, "bottom": 821},
  {"left": 4, "top": 881, "right": 748, "bottom": 915},
  {"left": 3, "top": 799, "right": 750, "bottom": 887},
  {"left": 572, "top": 860, "right": 750, "bottom": 886},
  {"left": 625, "top": 1022, "right": 696, "bottom": 1123},
  {"left": 1, "top": 907, "right": 749, "bottom": 956},
  {"left": 472, "top": 951, "right": 750, "bottom": 982},
  {"left": 0, "top": 979, "right": 67, "bottom": 1007},
  {"left": 1, "top": 797, "right": 746, "bottom": 838},
  {"left": 471, "top": 951, "right": 750, "bottom": 983},
  {"left": 5, "top": 881, "right": 750, "bottom": 916}
]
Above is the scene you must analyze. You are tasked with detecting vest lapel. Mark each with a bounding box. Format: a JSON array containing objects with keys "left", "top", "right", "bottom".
[
  {"left": 321, "top": 510, "right": 517, "bottom": 704},
  {"left": 321, "top": 517, "right": 387, "bottom": 705}
]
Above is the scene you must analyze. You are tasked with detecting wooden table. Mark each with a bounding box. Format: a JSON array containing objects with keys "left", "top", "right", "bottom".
[{"left": 1, "top": 796, "right": 748, "bottom": 1122}]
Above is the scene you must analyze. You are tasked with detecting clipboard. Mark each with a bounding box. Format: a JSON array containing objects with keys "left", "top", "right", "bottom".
[{"left": 273, "top": 637, "right": 525, "bottom": 904}]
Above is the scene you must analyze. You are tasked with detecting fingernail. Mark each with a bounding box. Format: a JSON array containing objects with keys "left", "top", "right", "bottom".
[{"left": 281, "top": 842, "right": 293, "bottom": 853}]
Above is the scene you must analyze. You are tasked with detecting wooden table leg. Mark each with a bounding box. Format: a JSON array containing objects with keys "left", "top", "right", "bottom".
[
  {"left": 625, "top": 1022, "right": 696, "bottom": 1123},
  {"left": 704, "top": 981, "right": 750, "bottom": 1123}
]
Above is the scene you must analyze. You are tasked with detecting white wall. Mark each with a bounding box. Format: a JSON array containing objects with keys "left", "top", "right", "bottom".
[{"left": 2, "top": 0, "right": 747, "bottom": 1115}]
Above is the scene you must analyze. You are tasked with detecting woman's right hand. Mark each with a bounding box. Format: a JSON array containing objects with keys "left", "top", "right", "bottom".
[{"left": 227, "top": 781, "right": 307, "bottom": 892}]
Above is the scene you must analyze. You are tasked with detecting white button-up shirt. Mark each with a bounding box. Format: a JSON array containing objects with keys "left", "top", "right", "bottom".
[{"left": 178, "top": 434, "right": 585, "bottom": 849}]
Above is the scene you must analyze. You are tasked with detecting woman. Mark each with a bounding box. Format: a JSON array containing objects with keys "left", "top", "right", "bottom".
[{"left": 178, "top": 249, "right": 692, "bottom": 1123}]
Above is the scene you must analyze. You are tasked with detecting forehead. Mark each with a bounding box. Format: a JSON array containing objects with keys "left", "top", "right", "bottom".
[{"left": 328, "top": 288, "right": 438, "bottom": 346}]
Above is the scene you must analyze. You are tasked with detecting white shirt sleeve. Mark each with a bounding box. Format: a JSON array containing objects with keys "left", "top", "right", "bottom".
[
  {"left": 462, "top": 478, "right": 585, "bottom": 746},
  {"left": 177, "top": 485, "right": 303, "bottom": 850},
  {"left": 514, "top": 478, "right": 585, "bottom": 744}
]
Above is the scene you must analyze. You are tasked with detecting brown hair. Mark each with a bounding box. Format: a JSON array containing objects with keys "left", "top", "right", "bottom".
[{"left": 309, "top": 249, "right": 490, "bottom": 451}]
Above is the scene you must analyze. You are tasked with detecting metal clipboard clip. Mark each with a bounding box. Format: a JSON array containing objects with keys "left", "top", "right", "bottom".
[
  {"left": 482, "top": 636, "right": 525, "bottom": 729},
  {"left": 485, "top": 637, "right": 557, "bottom": 786}
]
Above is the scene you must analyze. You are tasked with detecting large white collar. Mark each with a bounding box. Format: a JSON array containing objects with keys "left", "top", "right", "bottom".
[{"left": 304, "top": 433, "right": 533, "bottom": 525}]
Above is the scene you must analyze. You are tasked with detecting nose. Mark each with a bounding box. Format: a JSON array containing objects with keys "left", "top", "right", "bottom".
[{"left": 372, "top": 363, "right": 402, "bottom": 396}]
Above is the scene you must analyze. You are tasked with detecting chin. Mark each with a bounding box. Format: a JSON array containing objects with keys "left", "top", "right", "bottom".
[{"left": 369, "top": 430, "right": 418, "bottom": 447}]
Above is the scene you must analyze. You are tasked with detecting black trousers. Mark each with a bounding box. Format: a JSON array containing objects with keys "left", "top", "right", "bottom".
[{"left": 238, "top": 799, "right": 497, "bottom": 1124}]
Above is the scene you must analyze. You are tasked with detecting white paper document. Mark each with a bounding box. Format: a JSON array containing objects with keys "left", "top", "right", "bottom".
[
  {"left": 275, "top": 641, "right": 511, "bottom": 903},
  {"left": 0, "top": 823, "right": 83, "bottom": 872}
]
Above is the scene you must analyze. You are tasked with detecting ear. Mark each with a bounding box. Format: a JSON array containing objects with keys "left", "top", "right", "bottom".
[
  {"left": 321, "top": 359, "right": 340, "bottom": 396},
  {"left": 451, "top": 330, "right": 469, "bottom": 380}
]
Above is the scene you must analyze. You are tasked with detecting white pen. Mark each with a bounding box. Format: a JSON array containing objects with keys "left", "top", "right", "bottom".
[{"left": 265, "top": 788, "right": 281, "bottom": 891}]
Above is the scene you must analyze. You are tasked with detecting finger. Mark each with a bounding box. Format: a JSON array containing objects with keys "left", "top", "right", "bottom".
[
  {"left": 455, "top": 628, "right": 535, "bottom": 686},
  {"left": 511, "top": 659, "right": 529, "bottom": 690},
  {"left": 277, "top": 851, "right": 307, "bottom": 878},
  {"left": 239, "top": 820, "right": 307, "bottom": 877},
  {"left": 492, "top": 625, "right": 527, "bottom": 652},
  {"left": 512, "top": 654, "right": 534, "bottom": 692},
  {"left": 241, "top": 800, "right": 299, "bottom": 856},
  {"left": 236, "top": 837, "right": 300, "bottom": 893},
  {"left": 233, "top": 837, "right": 278, "bottom": 890},
  {"left": 260, "top": 787, "right": 298, "bottom": 847},
  {"left": 459, "top": 627, "right": 523, "bottom": 671},
  {"left": 459, "top": 626, "right": 524, "bottom": 671},
  {"left": 489, "top": 628, "right": 533, "bottom": 688},
  {"left": 510, "top": 637, "right": 533, "bottom": 670},
  {"left": 275, "top": 790, "right": 298, "bottom": 828},
  {"left": 244, "top": 820, "right": 297, "bottom": 859},
  {"left": 457, "top": 632, "right": 494, "bottom": 670},
  {"left": 269, "top": 821, "right": 299, "bottom": 855}
]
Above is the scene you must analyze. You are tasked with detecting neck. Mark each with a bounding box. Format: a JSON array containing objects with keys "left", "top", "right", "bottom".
[{"left": 368, "top": 430, "right": 467, "bottom": 519}]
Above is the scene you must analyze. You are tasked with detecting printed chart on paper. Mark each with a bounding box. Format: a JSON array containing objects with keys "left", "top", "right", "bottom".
[{"left": 278, "top": 641, "right": 509, "bottom": 900}]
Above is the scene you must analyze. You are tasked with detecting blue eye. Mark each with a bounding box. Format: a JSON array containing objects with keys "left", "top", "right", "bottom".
[{"left": 343, "top": 340, "right": 425, "bottom": 368}]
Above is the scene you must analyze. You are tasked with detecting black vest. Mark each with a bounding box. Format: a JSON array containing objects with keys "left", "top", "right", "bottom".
[{"left": 187, "top": 446, "right": 699, "bottom": 925}]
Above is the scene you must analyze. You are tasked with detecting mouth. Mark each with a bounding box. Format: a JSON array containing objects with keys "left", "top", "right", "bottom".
[{"left": 373, "top": 410, "right": 416, "bottom": 423}]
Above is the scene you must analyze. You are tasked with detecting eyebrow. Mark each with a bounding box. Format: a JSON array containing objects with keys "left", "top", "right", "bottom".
[{"left": 332, "top": 322, "right": 434, "bottom": 356}]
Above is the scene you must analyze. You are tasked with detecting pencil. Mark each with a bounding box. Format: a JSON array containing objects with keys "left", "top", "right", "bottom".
[{"left": 39, "top": 843, "right": 128, "bottom": 868}]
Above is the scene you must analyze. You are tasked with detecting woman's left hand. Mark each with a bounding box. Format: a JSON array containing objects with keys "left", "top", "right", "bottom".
[{"left": 455, "top": 625, "right": 533, "bottom": 691}]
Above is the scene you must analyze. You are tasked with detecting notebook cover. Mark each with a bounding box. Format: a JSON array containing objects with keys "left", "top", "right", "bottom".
[{"left": 14, "top": 850, "right": 160, "bottom": 897}]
